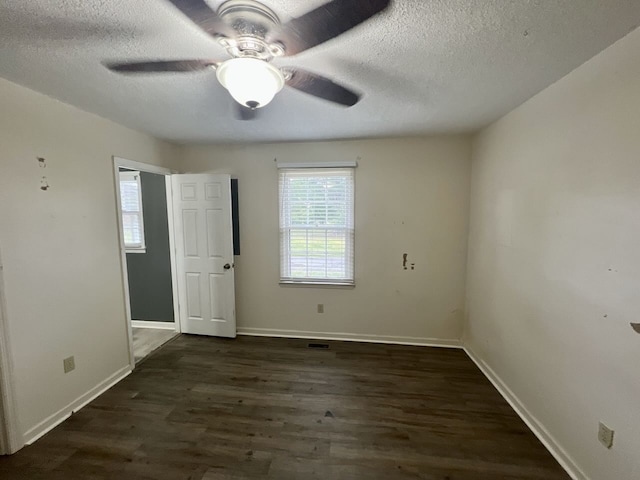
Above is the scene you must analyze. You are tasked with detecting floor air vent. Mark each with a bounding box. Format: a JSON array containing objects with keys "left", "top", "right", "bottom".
[{"left": 307, "top": 343, "right": 330, "bottom": 349}]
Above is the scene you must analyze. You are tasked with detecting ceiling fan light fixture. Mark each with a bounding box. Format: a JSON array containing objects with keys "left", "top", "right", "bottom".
[{"left": 216, "top": 57, "right": 284, "bottom": 109}]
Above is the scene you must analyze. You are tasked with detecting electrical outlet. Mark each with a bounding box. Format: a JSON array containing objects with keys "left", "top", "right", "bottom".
[
  {"left": 598, "top": 422, "right": 614, "bottom": 449},
  {"left": 317, "top": 304, "right": 324, "bottom": 314},
  {"left": 63, "top": 356, "right": 75, "bottom": 374}
]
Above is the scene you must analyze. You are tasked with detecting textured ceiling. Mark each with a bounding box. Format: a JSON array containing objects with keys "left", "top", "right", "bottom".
[{"left": 1, "top": 1, "right": 639, "bottom": 144}]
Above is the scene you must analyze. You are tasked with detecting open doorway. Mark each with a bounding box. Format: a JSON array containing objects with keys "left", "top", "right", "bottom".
[{"left": 113, "top": 158, "right": 180, "bottom": 366}]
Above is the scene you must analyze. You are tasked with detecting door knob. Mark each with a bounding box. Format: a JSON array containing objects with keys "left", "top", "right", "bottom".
[{"left": 223, "top": 263, "right": 232, "bottom": 270}]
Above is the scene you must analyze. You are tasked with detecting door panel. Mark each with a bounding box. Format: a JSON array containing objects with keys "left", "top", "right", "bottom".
[
  {"left": 182, "top": 210, "right": 199, "bottom": 257},
  {"left": 185, "top": 273, "right": 202, "bottom": 319},
  {"left": 172, "top": 174, "right": 236, "bottom": 338},
  {"left": 206, "top": 209, "right": 225, "bottom": 257},
  {"left": 209, "top": 274, "right": 224, "bottom": 319}
]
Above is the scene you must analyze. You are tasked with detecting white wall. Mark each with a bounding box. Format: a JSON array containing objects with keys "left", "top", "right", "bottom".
[
  {"left": 465, "top": 27, "right": 640, "bottom": 480},
  {"left": 0, "top": 77, "right": 177, "bottom": 443},
  {"left": 181, "top": 136, "right": 471, "bottom": 344}
]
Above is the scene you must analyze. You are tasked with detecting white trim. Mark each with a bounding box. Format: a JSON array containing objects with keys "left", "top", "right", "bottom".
[
  {"left": 131, "top": 320, "right": 177, "bottom": 331},
  {"left": 125, "top": 248, "right": 147, "bottom": 254},
  {"left": 165, "top": 176, "right": 181, "bottom": 335},
  {"left": 112, "top": 157, "right": 180, "bottom": 370},
  {"left": 113, "top": 159, "right": 136, "bottom": 369},
  {"left": 113, "top": 157, "right": 177, "bottom": 176},
  {"left": 276, "top": 161, "right": 358, "bottom": 169},
  {"left": 23, "top": 365, "right": 131, "bottom": 446},
  {"left": 279, "top": 281, "right": 355, "bottom": 288},
  {"left": 237, "top": 327, "right": 462, "bottom": 348},
  {"left": 0, "top": 248, "right": 21, "bottom": 454},
  {"left": 463, "top": 346, "right": 588, "bottom": 480}
]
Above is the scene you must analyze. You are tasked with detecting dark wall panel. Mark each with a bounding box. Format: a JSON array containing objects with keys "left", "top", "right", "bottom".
[
  {"left": 232, "top": 178, "right": 240, "bottom": 255},
  {"left": 126, "top": 172, "right": 174, "bottom": 322}
]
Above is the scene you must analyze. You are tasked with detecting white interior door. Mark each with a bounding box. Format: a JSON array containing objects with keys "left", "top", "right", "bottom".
[{"left": 172, "top": 174, "right": 236, "bottom": 338}]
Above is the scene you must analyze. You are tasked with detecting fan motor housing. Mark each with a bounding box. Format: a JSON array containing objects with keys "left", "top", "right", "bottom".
[
  {"left": 217, "top": 0, "right": 284, "bottom": 59},
  {"left": 218, "top": 0, "right": 279, "bottom": 36}
]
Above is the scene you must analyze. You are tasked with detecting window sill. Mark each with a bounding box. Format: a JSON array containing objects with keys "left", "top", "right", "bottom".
[
  {"left": 279, "top": 281, "right": 355, "bottom": 289},
  {"left": 126, "top": 248, "right": 147, "bottom": 254}
]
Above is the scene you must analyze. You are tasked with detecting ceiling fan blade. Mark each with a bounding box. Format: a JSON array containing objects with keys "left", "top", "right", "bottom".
[
  {"left": 166, "top": 0, "right": 235, "bottom": 39},
  {"left": 284, "top": 68, "right": 360, "bottom": 107},
  {"left": 236, "top": 104, "right": 259, "bottom": 121},
  {"left": 106, "top": 60, "right": 218, "bottom": 73},
  {"left": 268, "top": 0, "right": 391, "bottom": 56}
]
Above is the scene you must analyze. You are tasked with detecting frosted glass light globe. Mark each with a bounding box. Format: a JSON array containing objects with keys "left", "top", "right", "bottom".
[{"left": 216, "top": 57, "right": 285, "bottom": 109}]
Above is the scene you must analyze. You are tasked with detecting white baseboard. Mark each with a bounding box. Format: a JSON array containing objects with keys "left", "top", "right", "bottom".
[
  {"left": 463, "top": 346, "right": 588, "bottom": 480},
  {"left": 22, "top": 365, "right": 132, "bottom": 446},
  {"left": 131, "top": 320, "right": 176, "bottom": 330},
  {"left": 237, "top": 327, "right": 462, "bottom": 348}
]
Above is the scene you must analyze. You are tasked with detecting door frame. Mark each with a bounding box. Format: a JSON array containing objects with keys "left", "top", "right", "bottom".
[
  {"left": 112, "top": 157, "right": 180, "bottom": 369},
  {"left": 0, "top": 247, "right": 21, "bottom": 454}
]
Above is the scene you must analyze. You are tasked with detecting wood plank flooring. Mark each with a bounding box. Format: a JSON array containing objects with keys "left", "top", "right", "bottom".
[{"left": 0, "top": 335, "right": 570, "bottom": 479}]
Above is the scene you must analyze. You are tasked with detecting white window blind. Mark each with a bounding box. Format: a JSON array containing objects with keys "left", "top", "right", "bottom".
[
  {"left": 279, "top": 167, "right": 354, "bottom": 284},
  {"left": 119, "top": 171, "right": 146, "bottom": 252}
]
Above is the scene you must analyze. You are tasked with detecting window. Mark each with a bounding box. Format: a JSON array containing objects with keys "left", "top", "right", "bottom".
[
  {"left": 119, "top": 171, "right": 146, "bottom": 253},
  {"left": 279, "top": 167, "right": 355, "bottom": 285}
]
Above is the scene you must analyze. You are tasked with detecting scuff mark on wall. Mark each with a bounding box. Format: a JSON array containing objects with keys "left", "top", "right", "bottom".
[{"left": 37, "top": 157, "right": 49, "bottom": 190}]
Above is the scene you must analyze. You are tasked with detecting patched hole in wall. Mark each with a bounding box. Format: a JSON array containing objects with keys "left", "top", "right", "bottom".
[{"left": 37, "top": 157, "right": 50, "bottom": 190}]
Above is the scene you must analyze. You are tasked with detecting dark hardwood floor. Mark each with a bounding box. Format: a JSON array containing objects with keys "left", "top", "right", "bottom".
[{"left": 0, "top": 335, "right": 570, "bottom": 479}]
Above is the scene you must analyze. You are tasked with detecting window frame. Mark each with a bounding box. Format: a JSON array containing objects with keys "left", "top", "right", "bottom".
[
  {"left": 119, "top": 170, "right": 146, "bottom": 254},
  {"left": 278, "top": 165, "right": 355, "bottom": 286}
]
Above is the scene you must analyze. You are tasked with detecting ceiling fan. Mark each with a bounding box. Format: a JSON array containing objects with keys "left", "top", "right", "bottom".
[{"left": 106, "top": 0, "right": 391, "bottom": 119}]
